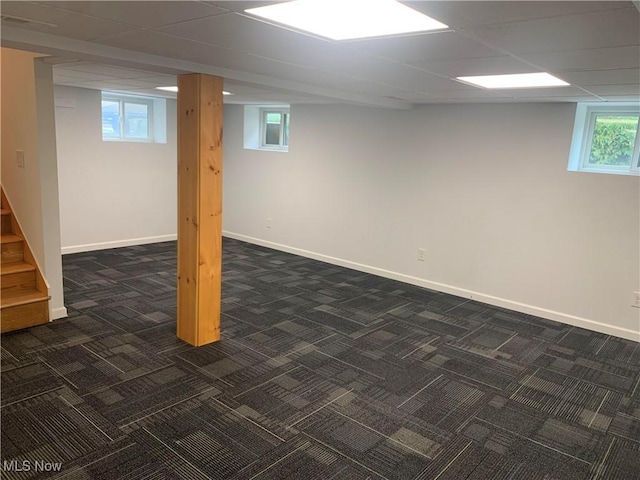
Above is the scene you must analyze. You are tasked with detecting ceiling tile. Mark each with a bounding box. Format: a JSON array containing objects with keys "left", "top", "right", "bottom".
[
  {"left": 56, "top": 84, "right": 171, "bottom": 100},
  {"left": 53, "top": 75, "right": 91, "bottom": 85},
  {"left": 60, "top": 80, "right": 142, "bottom": 90},
  {"left": 98, "top": 28, "right": 372, "bottom": 88},
  {"left": 244, "top": 92, "right": 329, "bottom": 103},
  {"left": 237, "top": 46, "right": 401, "bottom": 85},
  {"left": 385, "top": 91, "right": 439, "bottom": 102},
  {"left": 522, "top": 46, "right": 640, "bottom": 72},
  {"left": 467, "top": 7, "right": 640, "bottom": 55},
  {"left": 156, "top": 12, "right": 373, "bottom": 73},
  {"left": 408, "top": 1, "right": 629, "bottom": 29},
  {"left": 53, "top": 66, "right": 115, "bottom": 81},
  {"left": 412, "top": 73, "right": 489, "bottom": 93},
  {"left": 130, "top": 75, "right": 178, "bottom": 87},
  {"left": 332, "top": 81, "right": 414, "bottom": 98},
  {"left": 427, "top": 88, "right": 512, "bottom": 100},
  {"left": 513, "top": 96, "right": 602, "bottom": 103},
  {"left": 101, "top": 78, "right": 168, "bottom": 89},
  {"left": 44, "top": 1, "right": 228, "bottom": 28},
  {"left": 557, "top": 68, "right": 640, "bottom": 86},
  {"left": 222, "top": 83, "right": 278, "bottom": 96},
  {"left": 242, "top": 56, "right": 365, "bottom": 87},
  {"left": 203, "top": 1, "right": 273, "bottom": 13},
  {"left": 346, "top": 31, "right": 500, "bottom": 63},
  {"left": 1, "top": 1, "right": 134, "bottom": 40},
  {"left": 416, "top": 98, "right": 518, "bottom": 104},
  {"left": 585, "top": 84, "right": 640, "bottom": 95},
  {"left": 95, "top": 30, "right": 242, "bottom": 66},
  {"left": 501, "top": 86, "right": 599, "bottom": 98},
  {"left": 598, "top": 95, "right": 640, "bottom": 102},
  {"left": 411, "top": 56, "right": 535, "bottom": 78},
  {"left": 59, "top": 63, "right": 168, "bottom": 79},
  {"left": 333, "top": 65, "right": 466, "bottom": 93},
  {"left": 155, "top": 12, "right": 303, "bottom": 54}
]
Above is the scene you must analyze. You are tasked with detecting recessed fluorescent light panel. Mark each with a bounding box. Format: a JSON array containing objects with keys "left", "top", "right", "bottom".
[
  {"left": 456, "top": 73, "right": 570, "bottom": 89},
  {"left": 245, "top": 0, "right": 448, "bottom": 40},
  {"left": 156, "top": 86, "right": 234, "bottom": 95}
]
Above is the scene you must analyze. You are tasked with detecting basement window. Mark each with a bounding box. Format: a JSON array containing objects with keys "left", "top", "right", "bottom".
[
  {"left": 568, "top": 103, "right": 640, "bottom": 176},
  {"left": 101, "top": 92, "right": 167, "bottom": 143},
  {"left": 244, "top": 105, "right": 290, "bottom": 152},
  {"left": 262, "top": 109, "right": 290, "bottom": 149}
]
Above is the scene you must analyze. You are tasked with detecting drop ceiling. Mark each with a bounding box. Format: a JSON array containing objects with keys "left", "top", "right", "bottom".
[{"left": 1, "top": 1, "right": 639, "bottom": 108}]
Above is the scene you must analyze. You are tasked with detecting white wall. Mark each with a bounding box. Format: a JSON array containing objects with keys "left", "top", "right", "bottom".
[
  {"left": 222, "top": 103, "right": 640, "bottom": 341},
  {"left": 1, "top": 49, "right": 45, "bottom": 267},
  {"left": 54, "top": 85, "right": 177, "bottom": 253},
  {"left": 1, "top": 48, "right": 66, "bottom": 320},
  {"left": 34, "top": 59, "right": 66, "bottom": 320}
]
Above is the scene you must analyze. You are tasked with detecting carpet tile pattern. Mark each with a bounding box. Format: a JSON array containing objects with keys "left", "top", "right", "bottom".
[{"left": 1, "top": 238, "right": 639, "bottom": 479}]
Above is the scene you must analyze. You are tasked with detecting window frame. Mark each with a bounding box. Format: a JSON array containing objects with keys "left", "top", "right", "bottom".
[
  {"left": 568, "top": 103, "right": 640, "bottom": 176},
  {"left": 101, "top": 93, "right": 154, "bottom": 143},
  {"left": 259, "top": 107, "right": 290, "bottom": 151}
]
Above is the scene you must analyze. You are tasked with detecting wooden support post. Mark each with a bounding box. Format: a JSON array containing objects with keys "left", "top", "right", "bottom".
[{"left": 177, "top": 73, "right": 223, "bottom": 346}]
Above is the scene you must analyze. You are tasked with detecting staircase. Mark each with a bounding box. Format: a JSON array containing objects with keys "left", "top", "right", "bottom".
[{"left": 1, "top": 188, "right": 50, "bottom": 333}]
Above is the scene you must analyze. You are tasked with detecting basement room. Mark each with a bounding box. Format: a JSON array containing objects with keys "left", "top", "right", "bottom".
[{"left": 1, "top": 1, "right": 639, "bottom": 479}]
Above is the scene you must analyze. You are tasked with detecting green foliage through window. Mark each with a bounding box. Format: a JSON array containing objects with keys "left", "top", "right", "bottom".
[{"left": 588, "top": 115, "right": 638, "bottom": 166}]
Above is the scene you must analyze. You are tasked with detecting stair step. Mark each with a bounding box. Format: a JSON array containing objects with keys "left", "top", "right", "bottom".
[
  {"left": 1, "top": 214, "right": 11, "bottom": 235},
  {"left": 1, "top": 262, "right": 36, "bottom": 275},
  {"left": 1, "top": 234, "right": 22, "bottom": 244},
  {"left": 1, "top": 295, "right": 49, "bottom": 333},
  {"left": 2, "top": 266, "right": 36, "bottom": 291},
  {"left": 1, "top": 288, "right": 50, "bottom": 308},
  {"left": 0, "top": 209, "right": 9, "bottom": 215},
  {"left": 1, "top": 269, "right": 36, "bottom": 292},
  {"left": 1, "top": 236, "right": 24, "bottom": 263}
]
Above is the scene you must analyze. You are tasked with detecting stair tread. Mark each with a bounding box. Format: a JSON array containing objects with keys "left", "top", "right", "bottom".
[
  {"left": 1, "top": 234, "right": 22, "bottom": 244},
  {"left": 0, "top": 209, "right": 10, "bottom": 215},
  {"left": 1, "top": 262, "right": 35, "bottom": 275},
  {"left": 1, "top": 288, "right": 49, "bottom": 308}
]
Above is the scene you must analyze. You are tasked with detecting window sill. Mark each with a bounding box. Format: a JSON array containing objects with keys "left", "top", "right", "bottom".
[
  {"left": 569, "top": 167, "right": 639, "bottom": 177},
  {"left": 244, "top": 145, "right": 289, "bottom": 153},
  {"left": 102, "top": 137, "right": 153, "bottom": 144}
]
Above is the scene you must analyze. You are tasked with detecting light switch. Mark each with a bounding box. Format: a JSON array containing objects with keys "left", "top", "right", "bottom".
[{"left": 16, "top": 150, "right": 24, "bottom": 168}]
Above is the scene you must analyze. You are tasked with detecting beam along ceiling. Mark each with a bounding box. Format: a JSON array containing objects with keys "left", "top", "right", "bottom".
[{"left": 1, "top": 1, "right": 639, "bottom": 108}]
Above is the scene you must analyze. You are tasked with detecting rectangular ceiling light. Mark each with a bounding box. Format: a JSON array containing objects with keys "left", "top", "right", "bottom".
[
  {"left": 456, "top": 73, "right": 570, "bottom": 89},
  {"left": 156, "top": 86, "right": 234, "bottom": 95},
  {"left": 245, "top": 0, "right": 448, "bottom": 40}
]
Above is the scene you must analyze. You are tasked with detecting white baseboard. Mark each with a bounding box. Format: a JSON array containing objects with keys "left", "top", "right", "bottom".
[
  {"left": 61, "top": 234, "right": 177, "bottom": 255},
  {"left": 51, "top": 306, "right": 68, "bottom": 320},
  {"left": 223, "top": 231, "right": 640, "bottom": 343}
]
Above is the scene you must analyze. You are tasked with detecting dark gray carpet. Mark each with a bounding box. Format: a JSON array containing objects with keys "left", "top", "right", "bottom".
[{"left": 1, "top": 238, "right": 639, "bottom": 479}]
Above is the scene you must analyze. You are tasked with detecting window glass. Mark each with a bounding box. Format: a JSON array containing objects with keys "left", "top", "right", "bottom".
[
  {"left": 101, "top": 94, "right": 157, "bottom": 142},
  {"left": 587, "top": 115, "right": 639, "bottom": 167},
  {"left": 101, "top": 100, "right": 120, "bottom": 138},
  {"left": 124, "top": 102, "right": 149, "bottom": 139},
  {"left": 243, "top": 105, "right": 290, "bottom": 151},
  {"left": 264, "top": 111, "right": 285, "bottom": 147},
  {"left": 568, "top": 104, "right": 640, "bottom": 176},
  {"left": 283, "top": 113, "right": 290, "bottom": 146},
  {"left": 266, "top": 112, "right": 282, "bottom": 124}
]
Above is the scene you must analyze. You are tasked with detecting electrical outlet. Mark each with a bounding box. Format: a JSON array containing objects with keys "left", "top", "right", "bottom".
[
  {"left": 417, "top": 248, "right": 426, "bottom": 261},
  {"left": 16, "top": 150, "right": 24, "bottom": 168},
  {"left": 266, "top": 217, "right": 272, "bottom": 229},
  {"left": 632, "top": 291, "right": 640, "bottom": 308}
]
